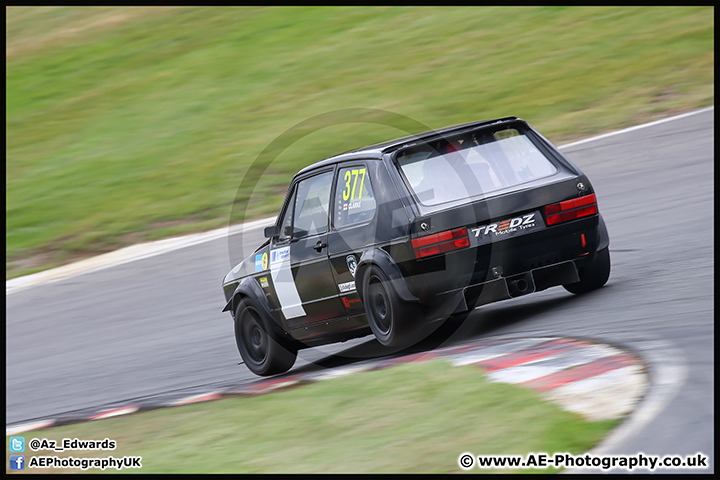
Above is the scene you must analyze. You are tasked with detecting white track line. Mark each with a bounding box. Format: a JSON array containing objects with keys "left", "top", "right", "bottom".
[
  {"left": 6, "top": 105, "right": 713, "bottom": 295},
  {"left": 6, "top": 216, "right": 275, "bottom": 295},
  {"left": 558, "top": 106, "right": 714, "bottom": 150}
]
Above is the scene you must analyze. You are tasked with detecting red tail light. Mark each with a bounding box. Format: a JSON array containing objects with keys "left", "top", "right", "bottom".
[
  {"left": 412, "top": 227, "right": 469, "bottom": 259},
  {"left": 544, "top": 194, "right": 598, "bottom": 226}
]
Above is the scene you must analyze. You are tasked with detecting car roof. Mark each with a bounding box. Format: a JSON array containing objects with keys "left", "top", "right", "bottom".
[{"left": 295, "top": 116, "right": 521, "bottom": 178}]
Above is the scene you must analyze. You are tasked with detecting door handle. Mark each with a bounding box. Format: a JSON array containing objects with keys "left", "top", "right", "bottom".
[{"left": 314, "top": 241, "right": 327, "bottom": 252}]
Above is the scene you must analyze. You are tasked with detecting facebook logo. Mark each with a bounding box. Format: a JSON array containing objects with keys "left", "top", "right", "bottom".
[
  {"left": 10, "top": 455, "right": 25, "bottom": 470},
  {"left": 10, "top": 436, "right": 25, "bottom": 452}
]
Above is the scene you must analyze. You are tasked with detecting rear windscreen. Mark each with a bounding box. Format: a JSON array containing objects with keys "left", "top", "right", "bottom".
[{"left": 396, "top": 128, "right": 557, "bottom": 206}]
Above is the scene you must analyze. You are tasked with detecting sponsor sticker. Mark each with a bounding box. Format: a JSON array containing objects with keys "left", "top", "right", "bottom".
[
  {"left": 254, "top": 252, "right": 269, "bottom": 272},
  {"left": 338, "top": 281, "right": 356, "bottom": 293},
  {"left": 270, "top": 247, "right": 290, "bottom": 265},
  {"left": 469, "top": 212, "right": 544, "bottom": 246},
  {"left": 259, "top": 276, "right": 269, "bottom": 288},
  {"left": 346, "top": 255, "right": 358, "bottom": 277},
  {"left": 342, "top": 296, "right": 362, "bottom": 308}
]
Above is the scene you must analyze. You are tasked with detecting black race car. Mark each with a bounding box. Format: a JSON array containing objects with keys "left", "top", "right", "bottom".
[{"left": 222, "top": 117, "right": 610, "bottom": 376}]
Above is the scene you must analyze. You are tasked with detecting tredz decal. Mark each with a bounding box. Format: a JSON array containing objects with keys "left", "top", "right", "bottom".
[{"left": 471, "top": 213, "right": 540, "bottom": 243}]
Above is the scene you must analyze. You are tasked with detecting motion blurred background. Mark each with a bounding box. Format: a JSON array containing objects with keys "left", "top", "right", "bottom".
[{"left": 6, "top": 6, "right": 713, "bottom": 279}]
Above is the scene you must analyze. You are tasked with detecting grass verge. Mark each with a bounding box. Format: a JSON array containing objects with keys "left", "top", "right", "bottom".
[{"left": 5, "top": 360, "right": 618, "bottom": 474}]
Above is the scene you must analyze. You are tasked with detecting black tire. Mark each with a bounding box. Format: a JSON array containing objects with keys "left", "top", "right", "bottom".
[
  {"left": 234, "top": 298, "right": 297, "bottom": 376},
  {"left": 564, "top": 247, "right": 611, "bottom": 294},
  {"left": 361, "top": 266, "right": 425, "bottom": 348}
]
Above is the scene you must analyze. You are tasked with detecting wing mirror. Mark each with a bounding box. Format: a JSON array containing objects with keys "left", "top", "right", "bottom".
[
  {"left": 263, "top": 225, "right": 280, "bottom": 238},
  {"left": 264, "top": 225, "right": 296, "bottom": 239}
]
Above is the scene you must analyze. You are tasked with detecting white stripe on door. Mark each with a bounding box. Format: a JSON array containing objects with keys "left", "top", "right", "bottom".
[{"left": 269, "top": 246, "right": 306, "bottom": 319}]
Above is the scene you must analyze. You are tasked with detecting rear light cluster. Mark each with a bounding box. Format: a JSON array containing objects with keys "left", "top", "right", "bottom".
[
  {"left": 411, "top": 228, "right": 470, "bottom": 259},
  {"left": 544, "top": 194, "right": 598, "bottom": 226}
]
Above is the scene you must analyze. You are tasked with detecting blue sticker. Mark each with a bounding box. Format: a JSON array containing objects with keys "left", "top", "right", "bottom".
[{"left": 255, "top": 252, "right": 268, "bottom": 272}]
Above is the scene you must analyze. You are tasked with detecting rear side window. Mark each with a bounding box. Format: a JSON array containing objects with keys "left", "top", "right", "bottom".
[
  {"left": 334, "top": 165, "right": 376, "bottom": 228},
  {"left": 396, "top": 128, "right": 557, "bottom": 206}
]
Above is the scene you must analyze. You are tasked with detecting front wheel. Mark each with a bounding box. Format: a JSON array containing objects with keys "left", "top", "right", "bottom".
[
  {"left": 362, "top": 266, "right": 425, "bottom": 348},
  {"left": 564, "top": 247, "right": 611, "bottom": 294},
  {"left": 234, "top": 298, "right": 297, "bottom": 376}
]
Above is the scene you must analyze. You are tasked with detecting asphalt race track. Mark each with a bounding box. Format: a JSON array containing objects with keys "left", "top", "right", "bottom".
[{"left": 6, "top": 107, "right": 714, "bottom": 473}]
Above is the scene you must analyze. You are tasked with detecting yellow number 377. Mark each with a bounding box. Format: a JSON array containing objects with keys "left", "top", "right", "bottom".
[{"left": 342, "top": 168, "right": 366, "bottom": 202}]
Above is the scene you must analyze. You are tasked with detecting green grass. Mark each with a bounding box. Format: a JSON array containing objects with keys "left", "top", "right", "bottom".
[
  {"left": 6, "top": 6, "right": 714, "bottom": 277},
  {"left": 5, "top": 361, "right": 618, "bottom": 473}
]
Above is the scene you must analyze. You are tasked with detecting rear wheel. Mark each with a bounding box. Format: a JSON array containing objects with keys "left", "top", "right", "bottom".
[
  {"left": 564, "top": 247, "right": 611, "bottom": 294},
  {"left": 234, "top": 298, "right": 297, "bottom": 376},
  {"left": 362, "top": 266, "right": 425, "bottom": 348}
]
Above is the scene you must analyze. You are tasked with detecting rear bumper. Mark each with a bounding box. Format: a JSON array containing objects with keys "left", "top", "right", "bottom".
[
  {"left": 465, "top": 259, "right": 580, "bottom": 307},
  {"left": 424, "top": 259, "right": 581, "bottom": 318},
  {"left": 404, "top": 214, "right": 600, "bottom": 301}
]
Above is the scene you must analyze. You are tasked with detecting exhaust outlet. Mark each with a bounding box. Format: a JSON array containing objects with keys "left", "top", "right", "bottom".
[
  {"left": 506, "top": 273, "right": 535, "bottom": 297},
  {"left": 512, "top": 279, "right": 529, "bottom": 293}
]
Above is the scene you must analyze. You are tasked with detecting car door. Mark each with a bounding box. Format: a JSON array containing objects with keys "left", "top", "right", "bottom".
[
  {"left": 269, "top": 168, "right": 346, "bottom": 329},
  {"left": 326, "top": 162, "right": 380, "bottom": 316},
  {"left": 326, "top": 159, "right": 415, "bottom": 315}
]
